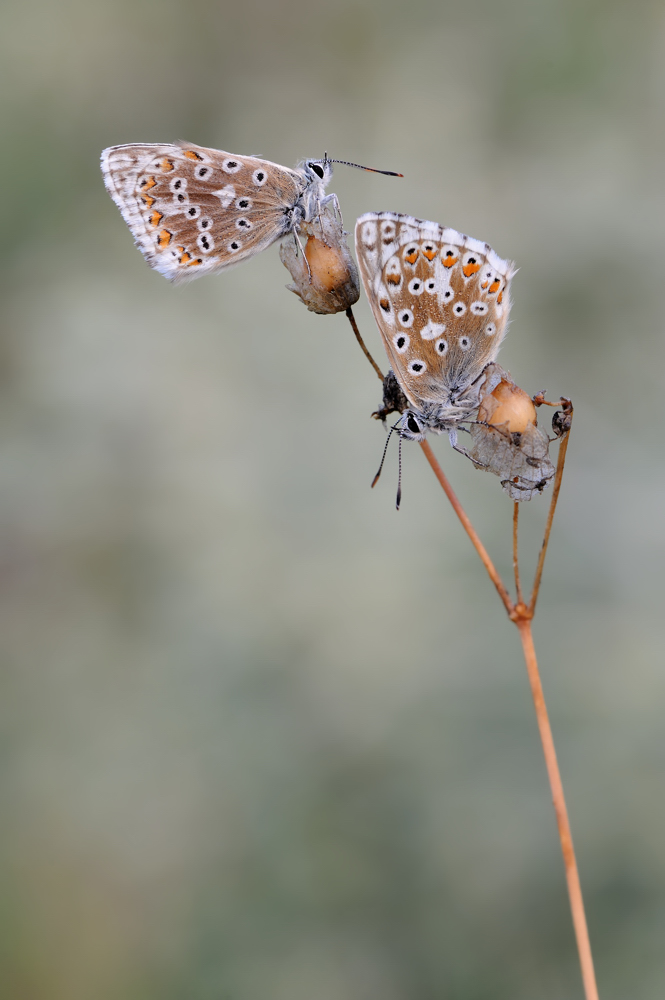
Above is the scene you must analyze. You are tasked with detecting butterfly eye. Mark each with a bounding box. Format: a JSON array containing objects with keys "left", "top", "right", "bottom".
[
  {"left": 308, "top": 162, "right": 325, "bottom": 179},
  {"left": 407, "top": 414, "right": 421, "bottom": 434}
]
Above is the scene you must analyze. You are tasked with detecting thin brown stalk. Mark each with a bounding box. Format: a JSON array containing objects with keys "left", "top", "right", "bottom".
[
  {"left": 529, "top": 403, "right": 573, "bottom": 612},
  {"left": 347, "top": 312, "right": 595, "bottom": 997},
  {"left": 513, "top": 501, "right": 524, "bottom": 605},
  {"left": 516, "top": 618, "right": 599, "bottom": 1000},
  {"left": 345, "top": 307, "right": 384, "bottom": 382},
  {"left": 418, "top": 440, "right": 514, "bottom": 615}
]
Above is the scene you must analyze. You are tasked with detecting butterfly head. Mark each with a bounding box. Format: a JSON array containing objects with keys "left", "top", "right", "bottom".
[
  {"left": 302, "top": 157, "right": 334, "bottom": 189},
  {"left": 401, "top": 410, "right": 425, "bottom": 441}
]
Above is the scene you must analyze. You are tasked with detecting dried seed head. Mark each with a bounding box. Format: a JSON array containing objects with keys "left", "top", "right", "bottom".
[
  {"left": 478, "top": 380, "right": 537, "bottom": 434},
  {"left": 303, "top": 234, "right": 350, "bottom": 291},
  {"left": 458, "top": 364, "right": 555, "bottom": 501},
  {"left": 280, "top": 205, "right": 359, "bottom": 314}
]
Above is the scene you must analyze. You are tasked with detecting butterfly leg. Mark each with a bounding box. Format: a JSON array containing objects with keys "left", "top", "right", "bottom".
[
  {"left": 292, "top": 227, "right": 312, "bottom": 281},
  {"left": 321, "top": 192, "right": 342, "bottom": 224}
]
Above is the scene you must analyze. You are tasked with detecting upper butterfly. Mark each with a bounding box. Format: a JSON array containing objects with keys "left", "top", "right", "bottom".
[
  {"left": 355, "top": 211, "right": 516, "bottom": 441},
  {"left": 101, "top": 143, "right": 345, "bottom": 284}
]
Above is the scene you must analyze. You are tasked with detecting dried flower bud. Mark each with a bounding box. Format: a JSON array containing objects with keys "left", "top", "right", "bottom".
[
  {"left": 477, "top": 380, "right": 537, "bottom": 434},
  {"left": 280, "top": 206, "right": 359, "bottom": 314},
  {"left": 551, "top": 398, "right": 573, "bottom": 437},
  {"left": 461, "top": 365, "right": 556, "bottom": 501},
  {"left": 372, "top": 370, "right": 409, "bottom": 423}
]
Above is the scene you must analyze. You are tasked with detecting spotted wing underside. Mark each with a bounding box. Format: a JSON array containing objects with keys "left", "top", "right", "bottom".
[
  {"left": 355, "top": 212, "right": 515, "bottom": 407},
  {"left": 101, "top": 143, "right": 304, "bottom": 283}
]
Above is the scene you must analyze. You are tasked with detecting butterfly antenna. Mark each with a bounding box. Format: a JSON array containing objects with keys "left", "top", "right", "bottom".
[
  {"left": 329, "top": 157, "right": 403, "bottom": 178},
  {"left": 396, "top": 430, "right": 404, "bottom": 510},
  {"left": 371, "top": 424, "right": 397, "bottom": 489}
]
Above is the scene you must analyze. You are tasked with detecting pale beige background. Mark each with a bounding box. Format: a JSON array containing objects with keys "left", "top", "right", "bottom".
[{"left": 1, "top": 1, "right": 664, "bottom": 997}]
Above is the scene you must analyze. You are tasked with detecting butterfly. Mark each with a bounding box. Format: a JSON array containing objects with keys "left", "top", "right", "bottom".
[
  {"left": 355, "top": 211, "right": 516, "bottom": 442},
  {"left": 101, "top": 143, "right": 400, "bottom": 285}
]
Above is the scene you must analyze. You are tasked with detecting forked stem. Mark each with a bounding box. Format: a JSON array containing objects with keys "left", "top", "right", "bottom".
[
  {"left": 419, "top": 441, "right": 514, "bottom": 615},
  {"left": 516, "top": 618, "right": 599, "bottom": 1000},
  {"left": 530, "top": 404, "right": 573, "bottom": 613},
  {"left": 346, "top": 310, "right": 596, "bottom": 999},
  {"left": 513, "top": 501, "right": 524, "bottom": 605}
]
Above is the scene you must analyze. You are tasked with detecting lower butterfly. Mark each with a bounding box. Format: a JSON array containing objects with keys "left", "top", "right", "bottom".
[
  {"left": 355, "top": 211, "right": 517, "bottom": 439},
  {"left": 101, "top": 143, "right": 400, "bottom": 284},
  {"left": 355, "top": 212, "right": 555, "bottom": 501}
]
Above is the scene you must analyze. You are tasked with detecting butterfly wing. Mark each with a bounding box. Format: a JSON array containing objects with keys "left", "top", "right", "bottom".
[
  {"left": 101, "top": 143, "right": 305, "bottom": 284},
  {"left": 355, "top": 212, "right": 515, "bottom": 409}
]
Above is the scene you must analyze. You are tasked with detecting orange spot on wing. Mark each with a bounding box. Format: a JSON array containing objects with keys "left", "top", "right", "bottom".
[
  {"left": 179, "top": 252, "right": 192, "bottom": 264},
  {"left": 463, "top": 262, "right": 481, "bottom": 277},
  {"left": 379, "top": 298, "right": 390, "bottom": 311},
  {"left": 140, "top": 176, "right": 157, "bottom": 190},
  {"left": 141, "top": 194, "right": 155, "bottom": 209},
  {"left": 481, "top": 280, "right": 488, "bottom": 289},
  {"left": 188, "top": 257, "right": 202, "bottom": 266},
  {"left": 422, "top": 248, "right": 436, "bottom": 261},
  {"left": 149, "top": 210, "right": 163, "bottom": 227},
  {"left": 405, "top": 251, "right": 418, "bottom": 264},
  {"left": 160, "top": 158, "right": 174, "bottom": 172},
  {"left": 489, "top": 279, "right": 501, "bottom": 293},
  {"left": 157, "top": 229, "right": 172, "bottom": 249},
  {"left": 442, "top": 254, "right": 458, "bottom": 268},
  {"left": 183, "top": 149, "right": 203, "bottom": 160},
  {"left": 497, "top": 290, "right": 503, "bottom": 304},
  {"left": 386, "top": 273, "right": 401, "bottom": 285}
]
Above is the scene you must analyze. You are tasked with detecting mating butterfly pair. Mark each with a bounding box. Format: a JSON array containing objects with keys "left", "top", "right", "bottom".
[{"left": 101, "top": 142, "right": 554, "bottom": 500}]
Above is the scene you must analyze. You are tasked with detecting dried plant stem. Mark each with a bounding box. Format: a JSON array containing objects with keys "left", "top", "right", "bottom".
[
  {"left": 418, "top": 441, "right": 513, "bottom": 615},
  {"left": 530, "top": 410, "right": 572, "bottom": 613},
  {"left": 346, "top": 311, "right": 596, "bottom": 998},
  {"left": 345, "top": 307, "right": 385, "bottom": 382},
  {"left": 516, "top": 618, "right": 599, "bottom": 1000},
  {"left": 513, "top": 501, "right": 524, "bottom": 605}
]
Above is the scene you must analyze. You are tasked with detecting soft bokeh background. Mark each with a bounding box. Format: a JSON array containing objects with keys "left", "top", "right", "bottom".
[{"left": 1, "top": 1, "right": 664, "bottom": 997}]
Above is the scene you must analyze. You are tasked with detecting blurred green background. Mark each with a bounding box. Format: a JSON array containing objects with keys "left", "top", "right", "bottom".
[{"left": 1, "top": 0, "right": 664, "bottom": 997}]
